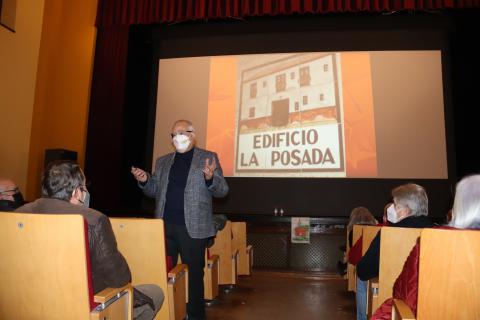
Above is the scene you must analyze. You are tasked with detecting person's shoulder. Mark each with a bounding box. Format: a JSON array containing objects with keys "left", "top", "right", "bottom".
[
  {"left": 195, "top": 148, "right": 216, "bottom": 157},
  {"left": 77, "top": 206, "right": 106, "bottom": 226},
  {"left": 156, "top": 152, "right": 174, "bottom": 163},
  {"left": 417, "top": 215, "right": 435, "bottom": 227},
  {"left": 14, "top": 200, "right": 37, "bottom": 213}
]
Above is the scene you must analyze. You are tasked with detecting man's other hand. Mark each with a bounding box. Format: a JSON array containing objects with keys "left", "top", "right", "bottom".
[{"left": 131, "top": 167, "right": 148, "bottom": 183}]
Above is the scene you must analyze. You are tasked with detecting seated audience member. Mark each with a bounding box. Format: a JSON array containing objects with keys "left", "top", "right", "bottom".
[
  {"left": 0, "top": 178, "right": 25, "bottom": 211},
  {"left": 343, "top": 207, "right": 379, "bottom": 265},
  {"left": 381, "top": 202, "right": 393, "bottom": 225},
  {"left": 347, "top": 207, "right": 378, "bottom": 248},
  {"left": 15, "top": 161, "right": 163, "bottom": 320},
  {"left": 342, "top": 207, "right": 377, "bottom": 320},
  {"left": 355, "top": 184, "right": 433, "bottom": 320},
  {"left": 337, "top": 207, "right": 377, "bottom": 276},
  {"left": 371, "top": 174, "right": 480, "bottom": 319},
  {"left": 448, "top": 174, "right": 480, "bottom": 229}
]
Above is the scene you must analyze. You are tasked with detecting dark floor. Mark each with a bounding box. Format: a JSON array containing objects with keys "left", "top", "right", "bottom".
[{"left": 205, "top": 270, "right": 356, "bottom": 320}]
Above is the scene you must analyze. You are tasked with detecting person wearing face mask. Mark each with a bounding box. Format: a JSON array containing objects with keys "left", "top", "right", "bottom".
[
  {"left": 131, "top": 119, "right": 229, "bottom": 320},
  {"left": 0, "top": 178, "right": 25, "bottom": 211},
  {"left": 354, "top": 183, "right": 433, "bottom": 320},
  {"left": 16, "top": 160, "right": 164, "bottom": 320}
]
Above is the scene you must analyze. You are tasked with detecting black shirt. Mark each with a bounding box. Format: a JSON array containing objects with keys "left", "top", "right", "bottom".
[{"left": 163, "top": 148, "right": 194, "bottom": 225}]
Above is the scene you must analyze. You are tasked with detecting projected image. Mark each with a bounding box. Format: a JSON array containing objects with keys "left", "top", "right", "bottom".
[
  {"left": 155, "top": 51, "right": 447, "bottom": 179},
  {"left": 205, "top": 52, "right": 378, "bottom": 178},
  {"left": 235, "top": 53, "right": 347, "bottom": 177}
]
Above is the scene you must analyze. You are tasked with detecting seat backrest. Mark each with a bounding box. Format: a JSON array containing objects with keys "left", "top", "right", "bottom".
[
  {"left": 110, "top": 218, "right": 170, "bottom": 320},
  {"left": 347, "top": 224, "right": 364, "bottom": 291},
  {"left": 378, "top": 227, "right": 422, "bottom": 307},
  {"left": 231, "top": 221, "right": 249, "bottom": 275},
  {"left": 231, "top": 222, "right": 246, "bottom": 251},
  {"left": 0, "top": 212, "right": 91, "bottom": 319},
  {"left": 352, "top": 224, "right": 363, "bottom": 249},
  {"left": 416, "top": 229, "right": 480, "bottom": 320},
  {"left": 361, "top": 225, "right": 381, "bottom": 255},
  {"left": 209, "top": 220, "right": 235, "bottom": 285}
]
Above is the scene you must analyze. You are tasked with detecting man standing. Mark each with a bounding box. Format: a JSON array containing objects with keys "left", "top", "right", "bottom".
[{"left": 132, "top": 119, "right": 229, "bottom": 320}]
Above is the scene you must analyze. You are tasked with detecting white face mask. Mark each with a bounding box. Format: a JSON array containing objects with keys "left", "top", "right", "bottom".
[
  {"left": 387, "top": 204, "right": 399, "bottom": 223},
  {"left": 172, "top": 134, "right": 191, "bottom": 153}
]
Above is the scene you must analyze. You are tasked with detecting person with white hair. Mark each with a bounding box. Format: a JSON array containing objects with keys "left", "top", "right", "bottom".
[
  {"left": 371, "top": 175, "right": 480, "bottom": 320},
  {"left": 355, "top": 183, "right": 434, "bottom": 320},
  {"left": 449, "top": 174, "right": 480, "bottom": 229}
]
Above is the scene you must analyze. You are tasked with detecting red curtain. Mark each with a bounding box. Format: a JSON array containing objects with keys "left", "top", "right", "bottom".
[
  {"left": 85, "top": 25, "right": 130, "bottom": 211},
  {"left": 96, "top": 0, "right": 480, "bottom": 27}
]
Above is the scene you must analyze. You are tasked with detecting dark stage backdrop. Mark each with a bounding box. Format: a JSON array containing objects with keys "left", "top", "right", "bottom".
[{"left": 85, "top": 11, "right": 480, "bottom": 219}]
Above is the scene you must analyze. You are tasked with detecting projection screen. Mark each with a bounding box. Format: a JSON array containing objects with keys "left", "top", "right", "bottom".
[{"left": 154, "top": 51, "right": 447, "bottom": 179}]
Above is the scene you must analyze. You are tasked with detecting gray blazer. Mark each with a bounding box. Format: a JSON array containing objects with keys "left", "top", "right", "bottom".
[{"left": 140, "top": 148, "right": 229, "bottom": 239}]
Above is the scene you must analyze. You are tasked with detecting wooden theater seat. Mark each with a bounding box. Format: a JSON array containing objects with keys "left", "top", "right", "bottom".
[
  {"left": 347, "top": 224, "right": 364, "bottom": 292},
  {"left": 360, "top": 225, "right": 381, "bottom": 317},
  {"left": 110, "top": 218, "right": 188, "bottom": 320},
  {"left": 392, "top": 228, "right": 480, "bottom": 320},
  {"left": 369, "top": 227, "right": 422, "bottom": 318},
  {"left": 0, "top": 212, "right": 132, "bottom": 320},
  {"left": 209, "top": 220, "right": 239, "bottom": 285},
  {"left": 232, "top": 221, "right": 253, "bottom": 276},
  {"left": 204, "top": 251, "right": 220, "bottom": 300}
]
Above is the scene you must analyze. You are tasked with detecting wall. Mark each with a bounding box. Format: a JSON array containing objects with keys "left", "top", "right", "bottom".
[
  {"left": 0, "top": 0, "right": 45, "bottom": 195},
  {"left": 26, "top": 0, "right": 97, "bottom": 200}
]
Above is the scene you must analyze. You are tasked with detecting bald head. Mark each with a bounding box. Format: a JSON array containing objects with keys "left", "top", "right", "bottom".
[
  {"left": 172, "top": 119, "right": 194, "bottom": 131},
  {"left": 0, "top": 178, "right": 18, "bottom": 201}
]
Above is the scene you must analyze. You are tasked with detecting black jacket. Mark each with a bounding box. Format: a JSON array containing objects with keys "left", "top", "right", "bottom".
[{"left": 356, "top": 215, "right": 434, "bottom": 281}]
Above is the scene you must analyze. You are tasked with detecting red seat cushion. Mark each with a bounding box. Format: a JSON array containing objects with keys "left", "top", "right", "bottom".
[
  {"left": 371, "top": 240, "right": 420, "bottom": 319},
  {"left": 167, "top": 255, "right": 173, "bottom": 271},
  {"left": 348, "top": 236, "right": 363, "bottom": 265},
  {"left": 392, "top": 241, "right": 421, "bottom": 315},
  {"left": 371, "top": 298, "right": 394, "bottom": 320}
]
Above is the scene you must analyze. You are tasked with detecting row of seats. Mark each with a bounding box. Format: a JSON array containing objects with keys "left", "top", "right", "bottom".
[
  {"left": 346, "top": 224, "right": 480, "bottom": 319},
  {"left": 0, "top": 213, "right": 252, "bottom": 320}
]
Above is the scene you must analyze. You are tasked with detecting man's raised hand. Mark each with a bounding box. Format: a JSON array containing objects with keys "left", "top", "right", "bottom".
[{"left": 202, "top": 157, "right": 217, "bottom": 180}]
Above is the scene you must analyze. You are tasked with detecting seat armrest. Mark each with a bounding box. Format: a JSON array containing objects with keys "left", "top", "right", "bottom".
[
  {"left": 392, "top": 299, "right": 415, "bottom": 320},
  {"left": 367, "top": 277, "right": 379, "bottom": 318},
  {"left": 168, "top": 263, "right": 188, "bottom": 283},
  {"left": 207, "top": 254, "right": 219, "bottom": 268},
  {"left": 232, "top": 249, "right": 239, "bottom": 260},
  {"left": 94, "top": 284, "right": 132, "bottom": 303},
  {"left": 246, "top": 245, "right": 253, "bottom": 252}
]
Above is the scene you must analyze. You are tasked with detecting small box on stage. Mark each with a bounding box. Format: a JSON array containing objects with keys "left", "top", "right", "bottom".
[{"left": 44, "top": 149, "right": 78, "bottom": 168}]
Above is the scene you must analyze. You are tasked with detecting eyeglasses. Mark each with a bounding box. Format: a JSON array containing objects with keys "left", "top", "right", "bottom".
[
  {"left": 170, "top": 130, "right": 194, "bottom": 139},
  {"left": 0, "top": 188, "right": 19, "bottom": 196}
]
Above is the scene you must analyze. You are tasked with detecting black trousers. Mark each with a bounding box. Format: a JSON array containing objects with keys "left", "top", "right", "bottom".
[{"left": 166, "top": 223, "right": 207, "bottom": 320}]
